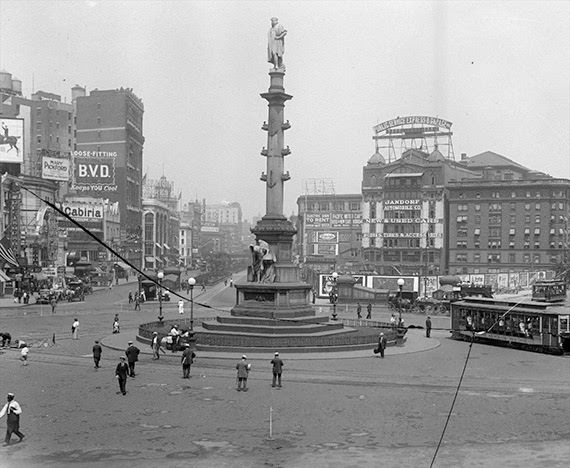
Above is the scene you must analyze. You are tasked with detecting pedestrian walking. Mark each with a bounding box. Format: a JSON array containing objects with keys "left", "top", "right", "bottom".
[
  {"left": 71, "top": 318, "right": 79, "bottom": 340},
  {"left": 366, "top": 303, "right": 372, "bottom": 320},
  {"left": 50, "top": 297, "right": 57, "bottom": 314},
  {"left": 134, "top": 294, "right": 141, "bottom": 311},
  {"left": 92, "top": 340, "right": 102, "bottom": 368},
  {"left": 115, "top": 357, "right": 129, "bottom": 395},
  {"left": 113, "top": 316, "right": 120, "bottom": 334},
  {"left": 125, "top": 341, "right": 140, "bottom": 377},
  {"left": 426, "top": 316, "right": 432, "bottom": 338},
  {"left": 151, "top": 332, "right": 161, "bottom": 360},
  {"left": 376, "top": 332, "right": 387, "bottom": 358},
  {"left": 181, "top": 345, "right": 196, "bottom": 378},
  {"left": 178, "top": 299, "right": 184, "bottom": 315},
  {"left": 390, "top": 313, "right": 396, "bottom": 328},
  {"left": 128, "top": 291, "right": 133, "bottom": 303},
  {"left": 270, "top": 352, "right": 284, "bottom": 388},
  {"left": 236, "top": 355, "right": 251, "bottom": 391},
  {"left": 356, "top": 302, "right": 362, "bottom": 319},
  {"left": 20, "top": 345, "right": 29, "bottom": 366},
  {"left": 201, "top": 283, "right": 206, "bottom": 292},
  {"left": 0, "top": 393, "right": 25, "bottom": 445}
]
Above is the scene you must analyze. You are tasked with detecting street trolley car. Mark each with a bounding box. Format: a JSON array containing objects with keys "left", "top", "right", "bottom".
[
  {"left": 451, "top": 297, "right": 570, "bottom": 354},
  {"left": 531, "top": 279, "right": 567, "bottom": 303}
]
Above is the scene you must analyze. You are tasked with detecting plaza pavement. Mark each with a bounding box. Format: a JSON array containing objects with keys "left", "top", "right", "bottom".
[{"left": 1, "top": 280, "right": 569, "bottom": 467}]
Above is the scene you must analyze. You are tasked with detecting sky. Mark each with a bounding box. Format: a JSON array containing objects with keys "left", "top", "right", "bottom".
[{"left": 0, "top": 0, "right": 569, "bottom": 221}]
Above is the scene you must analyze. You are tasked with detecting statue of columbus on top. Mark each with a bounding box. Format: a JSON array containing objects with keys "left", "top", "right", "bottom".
[{"left": 267, "top": 17, "right": 287, "bottom": 71}]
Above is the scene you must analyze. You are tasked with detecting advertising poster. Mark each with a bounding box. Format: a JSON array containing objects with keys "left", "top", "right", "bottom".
[
  {"left": 497, "top": 273, "right": 508, "bottom": 290},
  {"left": 470, "top": 274, "right": 485, "bottom": 286},
  {"left": 519, "top": 272, "right": 529, "bottom": 288},
  {"left": 42, "top": 156, "right": 71, "bottom": 181},
  {"left": 71, "top": 150, "right": 117, "bottom": 192},
  {"left": 0, "top": 117, "right": 24, "bottom": 163},
  {"left": 315, "top": 244, "right": 337, "bottom": 256},
  {"left": 317, "top": 232, "right": 338, "bottom": 243},
  {"left": 508, "top": 273, "right": 520, "bottom": 290}
]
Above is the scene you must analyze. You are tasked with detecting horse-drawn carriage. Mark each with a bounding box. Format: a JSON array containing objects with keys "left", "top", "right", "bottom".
[{"left": 387, "top": 291, "right": 419, "bottom": 313}]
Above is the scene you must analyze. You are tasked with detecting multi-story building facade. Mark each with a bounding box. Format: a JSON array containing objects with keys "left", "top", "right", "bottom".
[
  {"left": 447, "top": 176, "right": 570, "bottom": 275},
  {"left": 74, "top": 87, "right": 145, "bottom": 267},
  {"left": 361, "top": 147, "right": 478, "bottom": 276},
  {"left": 296, "top": 193, "right": 363, "bottom": 272}
]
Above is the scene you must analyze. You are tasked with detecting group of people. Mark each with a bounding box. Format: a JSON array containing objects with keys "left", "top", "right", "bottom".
[
  {"left": 129, "top": 291, "right": 145, "bottom": 311},
  {"left": 236, "top": 353, "right": 284, "bottom": 391},
  {"left": 356, "top": 302, "right": 374, "bottom": 320}
]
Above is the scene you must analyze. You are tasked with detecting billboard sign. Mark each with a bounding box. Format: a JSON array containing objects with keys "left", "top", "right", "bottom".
[
  {"left": 0, "top": 117, "right": 24, "bottom": 163},
  {"left": 71, "top": 151, "right": 117, "bottom": 192},
  {"left": 42, "top": 156, "right": 71, "bottom": 181},
  {"left": 59, "top": 202, "right": 104, "bottom": 221},
  {"left": 317, "top": 231, "right": 338, "bottom": 243}
]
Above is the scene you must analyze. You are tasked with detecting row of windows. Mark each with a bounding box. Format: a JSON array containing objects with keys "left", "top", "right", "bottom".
[
  {"left": 456, "top": 190, "right": 566, "bottom": 199},
  {"left": 457, "top": 227, "right": 567, "bottom": 237},
  {"left": 36, "top": 136, "right": 72, "bottom": 146},
  {"left": 454, "top": 253, "right": 559, "bottom": 264},
  {"left": 305, "top": 202, "right": 361, "bottom": 211},
  {"left": 457, "top": 214, "right": 568, "bottom": 224},
  {"left": 455, "top": 202, "right": 566, "bottom": 212}
]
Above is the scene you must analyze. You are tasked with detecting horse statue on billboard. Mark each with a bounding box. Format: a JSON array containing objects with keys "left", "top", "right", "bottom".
[{"left": 0, "top": 135, "right": 20, "bottom": 154}]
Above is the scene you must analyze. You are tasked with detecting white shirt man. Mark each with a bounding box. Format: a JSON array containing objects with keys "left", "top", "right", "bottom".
[{"left": 178, "top": 300, "right": 184, "bottom": 315}]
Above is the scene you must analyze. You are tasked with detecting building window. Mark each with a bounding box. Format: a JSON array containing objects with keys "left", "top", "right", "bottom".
[
  {"left": 535, "top": 215, "right": 541, "bottom": 224},
  {"left": 475, "top": 193, "right": 481, "bottom": 199},
  {"left": 525, "top": 215, "right": 530, "bottom": 224},
  {"left": 508, "top": 253, "right": 516, "bottom": 263},
  {"left": 524, "top": 203, "right": 530, "bottom": 211},
  {"left": 524, "top": 227, "right": 530, "bottom": 235},
  {"left": 526, "top": 191, "right": 531, "bottom": 198},
  {"left": 457, "top": 229, "right": 468, "bottom": 237},
  {"left": 457, "top": 241, "right": 467, "bottom": 249},
  {"left": 474, "top": 228, "right": 481, "bottom": 236},
  {"left": 534, "top": 241, "right": 540, "bottom": 249},
  {"left": 491, "top": 191, "right": 500, "bottom": 198},
  {"left": 509, "top": 241, "right": 515, "bottom": 249},
  {"left": 37, "top": 135, "right": 41, "bottom": 143},
  {"left": 350, "top": 202, "right": 360, "bottom": 211},
  {"left": 488, "top": 240, "right": 501, "bottom": 249},
  {"left": 475, "top": 215, "right": 481, "bottom": 224},
  {"left": 457, "top": 204, "right": 469, "bottom": 211},
  {"left": 509, "top": 228, "right": 515, "bottom": 235},
  {"left": 533, "top": 254, "right": 540, "bottom": 263},
  {"left": 510, "top": 203, "right": 516, "bottom": 211},
  {"left": 559, "top": 202, "right": 564, "bottom": 210},
  {"left": 511, "top": 191, "right": 516, "bottom": 198},
  {"left": 319, "top": 203, "right": 329, "bottom": 211},
  {"left": 489, "top": 227, "right": 501, "bottom": 237},
  {"left": 534, "top": 228, "right": 540, "bottom": 235},
  {"left": 489, "top": 215, "right": 502, "bottom": 224},
  {"left": 97, "top": 117, "right": 101, "bottom": 125},
  {"left": 535, "top": 203, "right": 541, "bottom": 210},
  {"left": 487, "top": 253, "right": 501, "bottom": 263},
  {"left": 474, "top": 204, "right": 481, "bottom": 212},
  {"left": 523, "top": 254, "right": 530, "bottom": 263},
  {"left": 510, "top": 215, "right": 516, "bottom": 224},
  {"left": 474, "top": 240, "right": 480, "bottom": 249},
  {"left": 456, "top": 253, "right": 467, "bottom": 262},
  {"left": 473, "top": 253, "right": 481, "bottom": 263},
  {"left": 456, "top": 215, "right": 468, "bottom": 223}
]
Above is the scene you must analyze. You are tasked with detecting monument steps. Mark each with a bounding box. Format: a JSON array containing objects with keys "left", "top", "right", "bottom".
[
  {"left": 195, "top": 325, "right": 354, "bottom": 338},
  {"left": 218, "top": 315, "right": 329, "bottom": 326},
  {"left": 195, "top": 342, "right": 381, "bottom": 354}
]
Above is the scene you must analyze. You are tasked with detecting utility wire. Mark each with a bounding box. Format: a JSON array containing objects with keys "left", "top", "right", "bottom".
[{"left": 17, "top": 183, "right": 216, "bottom": 310}]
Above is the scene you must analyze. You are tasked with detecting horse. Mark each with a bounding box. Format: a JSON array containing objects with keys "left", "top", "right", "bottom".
[
  {"left": 160, "top": 330, "right": 194, "bottom": 352},
  {"left": 0, "top": 135, "right": 20, "bottom": 153}
]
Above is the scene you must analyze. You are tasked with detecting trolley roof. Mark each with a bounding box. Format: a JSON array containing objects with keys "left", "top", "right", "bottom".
[{"left": 453, "top": 297, "right": 570, "bottom": 316}]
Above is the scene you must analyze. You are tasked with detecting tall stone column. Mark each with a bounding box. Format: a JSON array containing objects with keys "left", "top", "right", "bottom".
[{"left": 252, "top": 70, "right": 298, "bottom": 282}]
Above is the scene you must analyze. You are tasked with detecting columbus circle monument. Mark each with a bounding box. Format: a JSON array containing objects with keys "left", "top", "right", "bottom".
[{"left": 140, "top": 19, "right": 390, "bottom": 353}]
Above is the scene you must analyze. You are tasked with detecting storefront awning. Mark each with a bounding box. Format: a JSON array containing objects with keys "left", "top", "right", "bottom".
[
  {"left": 155, "top": 243, "right": 163, "bottom": 249},
  {"left": 163, "top": 243, "right": 170, "bottom": 250},
  {"left": 384, "top": 172, "right": 424, "bottom": 178},
  {"left": 0, "top": 270, "right": 11, "bottom": 282},
  {"left": 114, "top": 261, "right": 132, "bottom": 270},
  {"left": 145, "top": 256, "right": 156, "bottom": 263}
]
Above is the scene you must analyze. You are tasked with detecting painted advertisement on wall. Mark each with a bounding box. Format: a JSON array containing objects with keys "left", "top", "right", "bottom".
[
  {"left": 71, "top": 151, "right": 117, "bottom": 192},
  {"left": 0, "top": 117, "right": 24, "bottom": 163},
  {"left": 42, "top": 156, "right": 71, "bottom": 181}
]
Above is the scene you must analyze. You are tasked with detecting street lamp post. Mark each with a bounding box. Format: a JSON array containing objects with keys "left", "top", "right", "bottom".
[
  {"left": 397, "top": 277, "right": 405, "bottom": 325},
  {"left": 157, "top": 270, "right": 164, "bottom": 323},
  {"left": 331, "top": 271, "right": 338, "bottom": 321},
  {"left": 187, "top": 277, "right": 196, "bottom": 331}
]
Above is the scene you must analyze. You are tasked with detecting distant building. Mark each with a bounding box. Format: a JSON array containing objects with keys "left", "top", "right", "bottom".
[{"left": 296, "top": 193, "right": 363, "bottom": 272}]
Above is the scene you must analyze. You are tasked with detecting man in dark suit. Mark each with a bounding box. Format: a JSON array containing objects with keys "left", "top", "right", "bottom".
[
  {"left": 181, "top": 345, "right": 196, "bottom": 379},
  {"left": 125, "top": 341, "right": 140, "bottom": 377},
  {"left": 377, "top": 333, "right": 387, "bottom": 358},
  {"left": 115, "top": 357, "right": 129, "bottom": 395},
  {"left": 92, "top": 340, "right": 102, "bottom": 368},
  {"left": 426, "top": 316, "right": 432, "bottom": 338}
]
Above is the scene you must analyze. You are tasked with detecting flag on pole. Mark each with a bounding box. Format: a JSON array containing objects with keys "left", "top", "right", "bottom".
[{"left": 0, "top": 236, "right": 19, "bottom": 267}]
